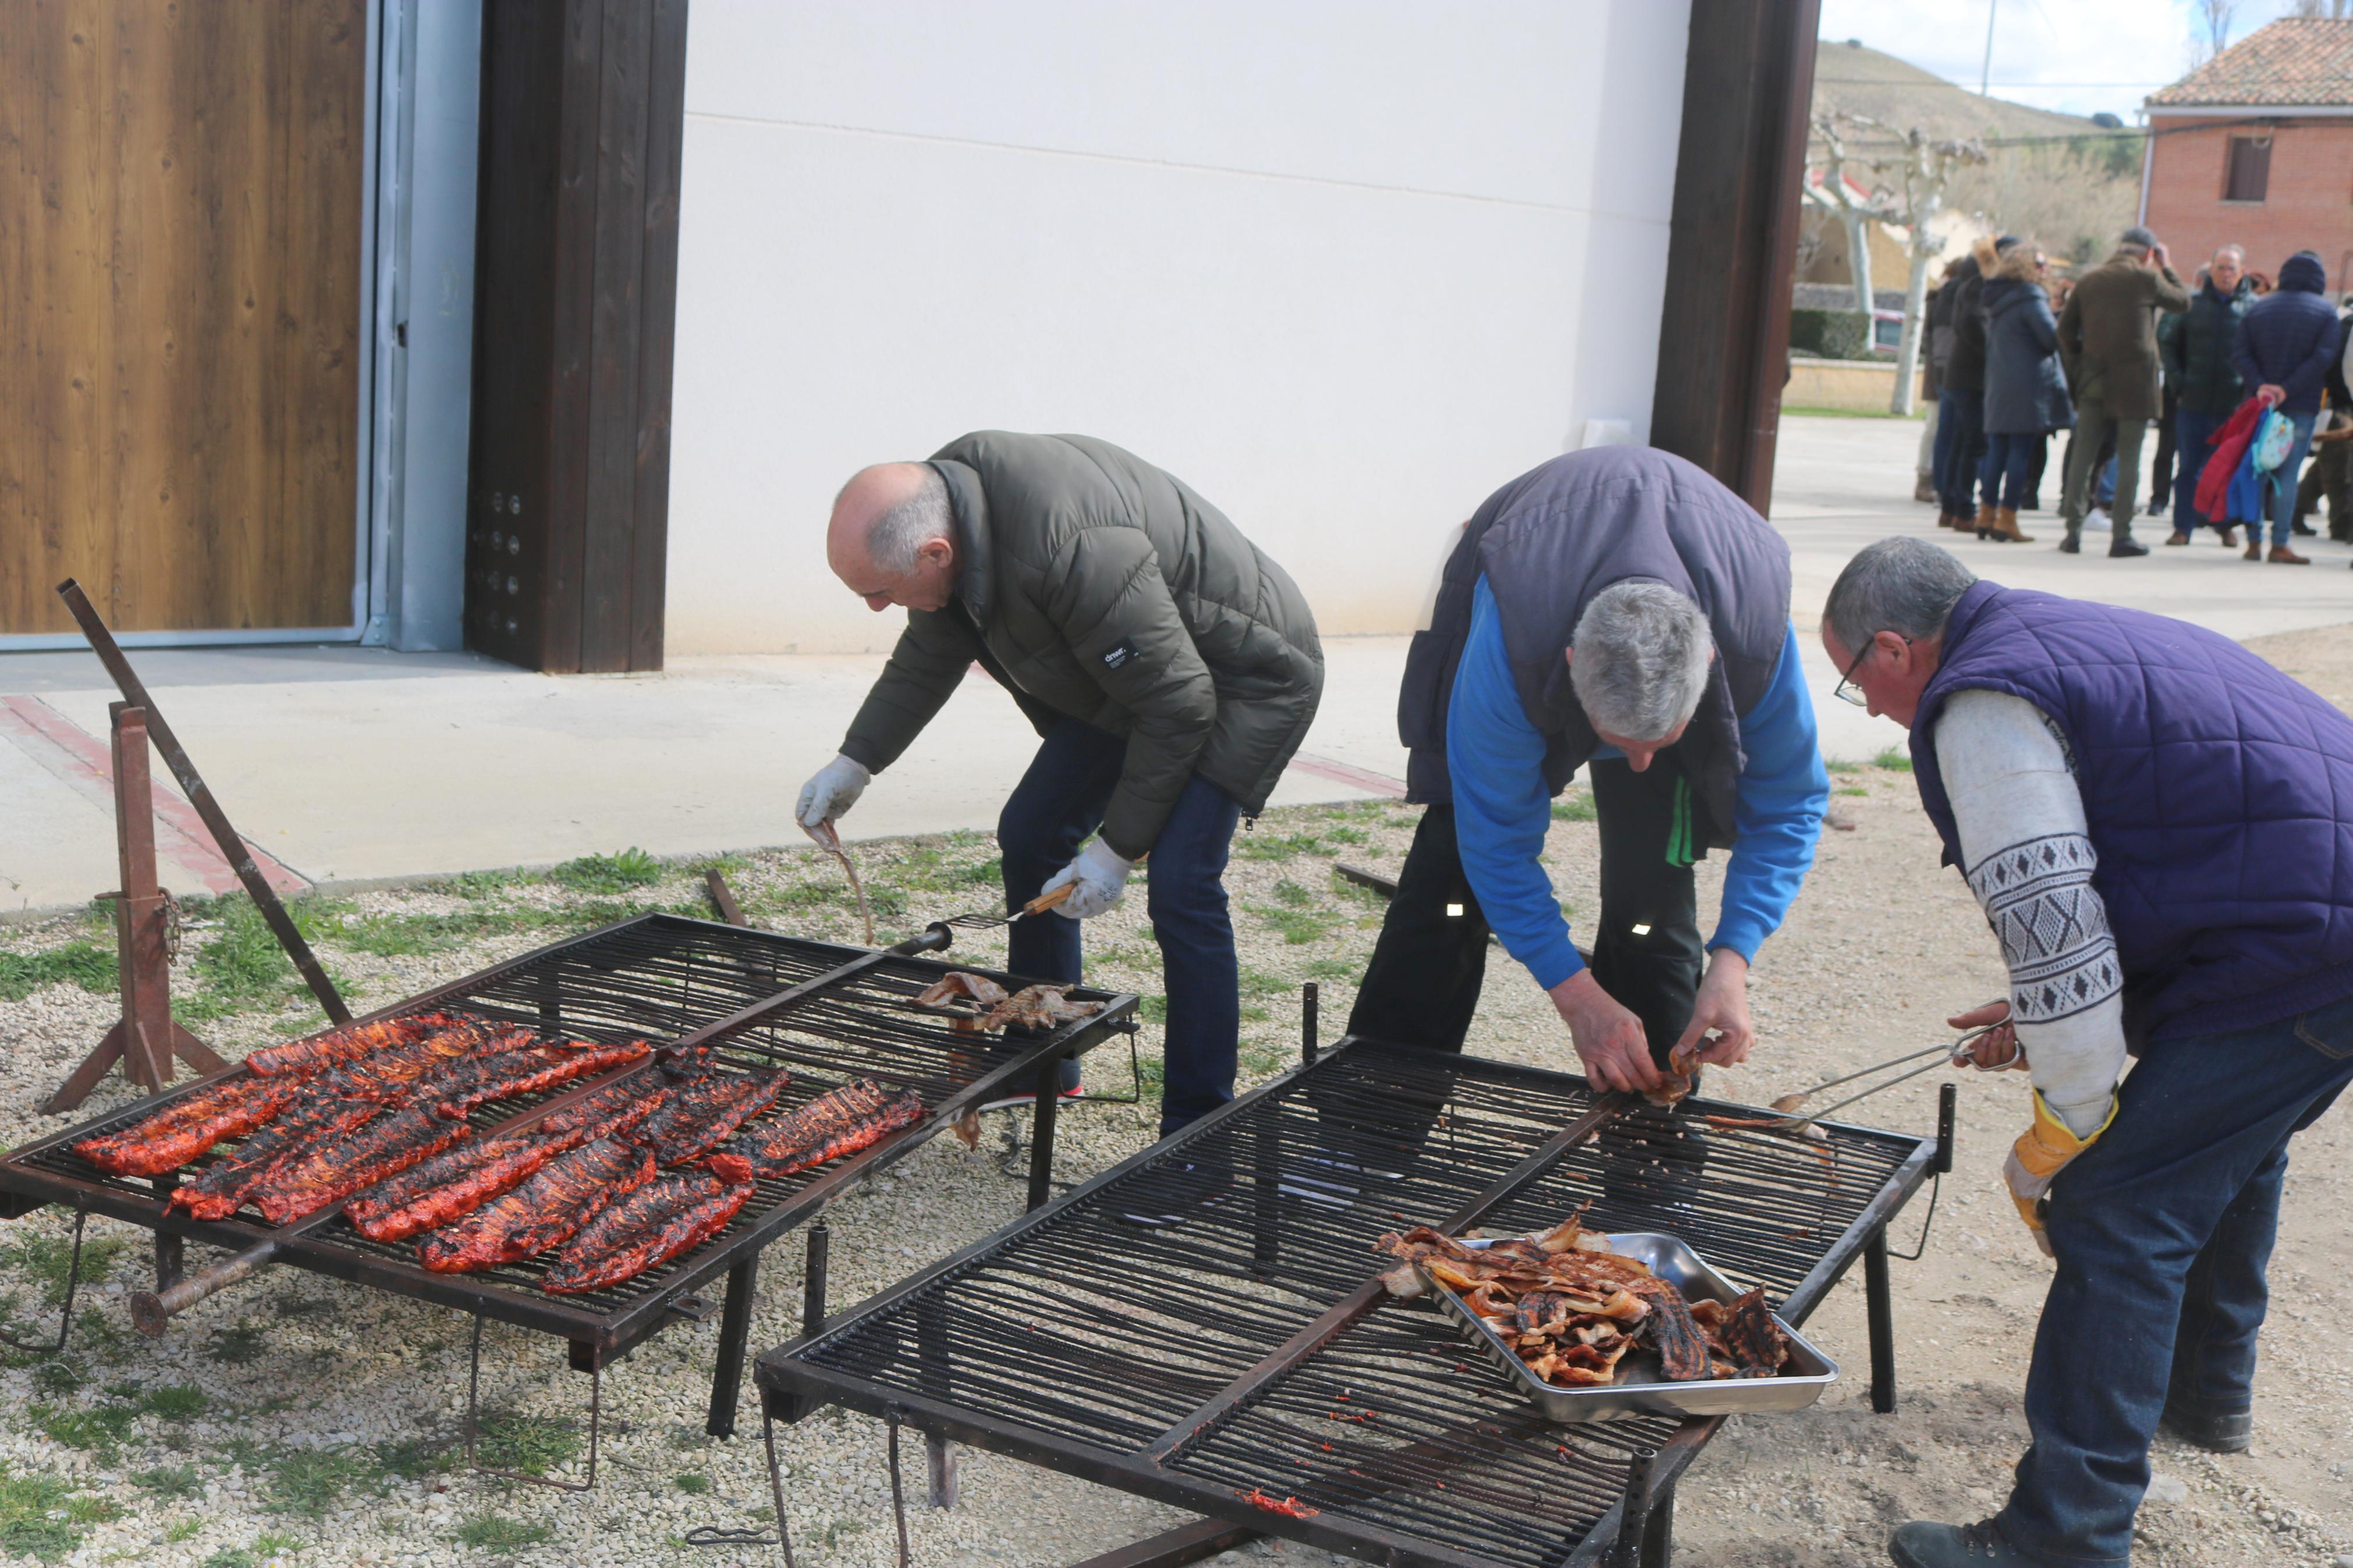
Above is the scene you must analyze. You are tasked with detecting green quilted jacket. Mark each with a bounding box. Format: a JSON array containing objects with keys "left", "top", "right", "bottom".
[{"left": 839, "top": 432, "right": 1324, "bottom": 857}]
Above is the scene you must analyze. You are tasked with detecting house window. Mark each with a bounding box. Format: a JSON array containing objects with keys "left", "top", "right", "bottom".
[{"left": 2225, "top": 135, "right": 2271, "bottom": 202}]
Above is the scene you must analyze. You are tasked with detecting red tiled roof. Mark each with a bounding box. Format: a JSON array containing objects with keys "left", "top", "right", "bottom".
[{"left": 2149, "top": 18, "right": 2353, "bottom": 107}]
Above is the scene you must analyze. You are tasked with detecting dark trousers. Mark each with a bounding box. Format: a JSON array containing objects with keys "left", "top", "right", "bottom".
[
  {"left": 1997, "top": 993, "right": 2353, "bottom": 1566},
  {"left": 2148, "top": 386, "right": 2178, "bottom": 511},
  {"left": 1980, "top": 432, "right": 2036, "bottom": 511},
  {"left": 2294, "top": 432, "right": 2353, "bottom": 538},
  {"left": 1934, "top": 387, "right": 1987, "bottom": 516},
  {"left": 2024, "top": 432, "right": 2049, "bottom": 509},
  {"left": 2172, "top": 407, "right": 2231, "bottom": 531},
  {"left": 999, "top": 718, "right": 1242, "bottom": 1134},
  {"left": 2063, "top": 400, "right": 2138, "bottom": 532},
  {"left": 1348, "top": 758, "right": 1703, "bottom": 1065}
]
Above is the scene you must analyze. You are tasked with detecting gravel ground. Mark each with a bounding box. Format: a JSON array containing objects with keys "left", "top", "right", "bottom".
[{"left": 0, "top": 673, "right": 2348, "bottom": 1566}]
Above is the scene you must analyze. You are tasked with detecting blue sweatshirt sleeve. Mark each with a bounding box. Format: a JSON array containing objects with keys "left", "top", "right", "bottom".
[
  {"left": 1446, "top": 578, "right": 1584, "bottom": 990},
  {"left": 1710, "top": 623, "right": 1829, "bottom": 961}
]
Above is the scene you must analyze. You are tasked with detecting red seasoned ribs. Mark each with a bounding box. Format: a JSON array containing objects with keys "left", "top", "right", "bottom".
[
  {"left": 633, "top": 1065, "right": 787, "bottom": 1167},
  {"left": 704, "top": 1078, "right": 924, "bottom": 1184},
  {"left": 243, "top": 1012, "right": 449, "bottom": 1077},
  {"left": 310, "top": 1018, "right": 526, "bottom": 1103},
  {"left": 416, "top": 1137, "right": 654, "bottom": 1273},
  {"left": 249, "top": 1104, "right": 475, "bottom": 1226},
  {"left": 166, "top": 1095, "right": 384, "bottom": 1221},
  {"left": 346, "top": 1129, "right": 586, "bottom": 1243},
  {"left": 418, "top": 1037, "right": 651, "bottom": 1121},
  {"left": 540, "top": 1172, "right": 754, "bottom": 1294},
  {"left": 537, "top": 1068, "right": 673, "bottom": 1143},
  {"left": 74, "top": 1075, "right": 304, "bottom": 1178}
]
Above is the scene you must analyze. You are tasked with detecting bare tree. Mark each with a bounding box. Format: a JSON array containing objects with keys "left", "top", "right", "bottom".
[
  {"left": 1882, "top": 127, "right": 1990, "bottom": 414},
  {"left": 2284, "top": 0, "right": 2352, "bottom": 19},
  {"left": 2189, "top": 0, "right": 2239, "bottom": 65},
  {"left": 1802, "top": 116, "right": 1883, "bottom": 314}
]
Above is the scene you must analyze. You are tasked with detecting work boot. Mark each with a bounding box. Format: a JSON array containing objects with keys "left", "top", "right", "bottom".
[
  {"left": 2244, "top": 538, "right": 2264, "bottom": 560},
  {"left": 1889, "top": 1519, "right": 2037, "bottom": 1567},
  {"left": 2109, "top": 534, "right": 2150, "bottom": 558},
  {"left": 2165, "top": 530, "right": 2192, "bottom": 546},
  {"left": 2161, "top": 1400, "right": 2252, "bottom": 1453},
  {"left": 1973, "top": 504, "right": 1998, "bottom": 539},
  {"left": 2269, "top": 545, "right": 2311, "bottom": 564},
  {"left": 1987, "top": 507, "right": 2032, "bottom": 543},
  {"left": 2058, "top": 529, "right": 2081, "bottom": 554}
]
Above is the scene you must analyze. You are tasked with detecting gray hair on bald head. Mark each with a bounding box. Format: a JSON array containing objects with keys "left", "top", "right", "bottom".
[
  {"left": 864, "top": 465, "right": 952, "bottom": 573},
  {"left": 1569, "top": 582, "right": 1713, "bottom": 742},
  {"left": 1821, "top": 537, "right": 1978, "bottom": 655}
]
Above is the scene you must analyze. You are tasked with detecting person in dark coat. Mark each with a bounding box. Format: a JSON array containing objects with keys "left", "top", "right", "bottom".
[
  {"left": 2162, "top": 246, "right": 2254, "bottom": 545},
  {"left": 2056, "top": 226, "right": 2191, "bottom": 556},
  {"left": 2292, "top": 296, "right": 2353, "bottom": 541},
  {"left": 2230, "top": 250, "right": 2345, "bottom": 563},
  {"left": 1932, "top": 243, "right": 1997, "bottom": 532},
  {"left": 1976, "top": 243, "right": 2071, "bottom": 543}
]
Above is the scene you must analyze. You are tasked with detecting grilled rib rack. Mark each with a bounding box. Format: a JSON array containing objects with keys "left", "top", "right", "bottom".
[
  {"left": 757, "top": 1037, "right": 1942, "bottom": 1568},
  {"left": 0, "top": 913, "right": 1136, "bottom": 1457}
]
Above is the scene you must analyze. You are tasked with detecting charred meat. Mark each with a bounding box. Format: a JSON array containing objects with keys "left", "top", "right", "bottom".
[
  {"left": 703, "top": 1078, "right": 924, "bottom": 1184},
  {"left": 166, "top": 1096, "right": 384, "bottom": 1221},
  {"left": 309, "top": 1018, "right": 523, "bottom": 1104},
  {"left": 540, "top": 1173, "right": 754, "bottom": 1294},
  {"left": 418, "top": 1037, "right": 651, "bottom": 1121},
  {"left": 913, "top": 972, "right": 1009, "bottom": 1012},
  {"left": 74, "top": 1075, "right": 303, "bottom": 1178},
  {"left": 537, "top": 1067, "right": 673, "bottom": 1143},
  {"left": 249, "top": 1104, "right": 475, "bottom": 1226},
  {"left": 346, "top": 1129, "right": 585, "bottom": 1243},
  {"left": 243, "top": 1012, "right": 449, "bottom": 1078},
  {"left": 416, "top": 1137, "right": 655, "bottom": 1273},
  {"left": 979, "top": 984, "right": 1102, "bottom": 1033},
  {"left": 633, "top": 1065, "right": 788, "bottom": 1167}
]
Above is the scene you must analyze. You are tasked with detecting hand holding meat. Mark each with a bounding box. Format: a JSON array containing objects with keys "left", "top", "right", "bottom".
[
  {"left": 2003, "top": 1089, "right": 2118, "bottom": 1258},
  {"left": 1548, "top": 969, "right": 1658, "bottom": 1093},
  {"left": 1041, "top": 838, "right": 1134, "bottom": 920},
  {"left": 1672, "top": 948, "right": 1755, "bottom": 1069},
  {"left": 794, "top": 753, "right": 871, "bottom": 830}
]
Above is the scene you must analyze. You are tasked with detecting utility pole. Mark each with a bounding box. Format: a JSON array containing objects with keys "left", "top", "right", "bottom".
[{"left": 1979, "top": 0, "right": 1997, "bottom": 96}]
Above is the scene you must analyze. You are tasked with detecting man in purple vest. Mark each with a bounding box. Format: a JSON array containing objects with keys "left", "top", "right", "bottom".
[{"left": 1820, "top": 536, "right": 2353, "bottom": 1568}]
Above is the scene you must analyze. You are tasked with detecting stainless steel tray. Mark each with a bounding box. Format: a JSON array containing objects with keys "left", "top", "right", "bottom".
[{"left": 1416, "top": 1231, "right": 1838, "bottom": 1423}]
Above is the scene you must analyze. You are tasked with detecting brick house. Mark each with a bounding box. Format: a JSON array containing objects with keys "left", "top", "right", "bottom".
[{"left": 2144, "top": 19, "right": 2353, "bottom": 290}]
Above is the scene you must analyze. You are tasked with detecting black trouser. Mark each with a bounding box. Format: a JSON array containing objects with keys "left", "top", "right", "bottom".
[{"left": 1347, "top": 758, "right": 1704, "bottom": 1064}]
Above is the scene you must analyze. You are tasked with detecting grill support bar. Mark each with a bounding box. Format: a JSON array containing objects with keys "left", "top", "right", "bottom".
[
  {"left": 704, "top": 1253, "right": 760, "bottom": 1438},
  {"left": 466, "top": 1313, "right": 601, "bottom": 1491},
  {"left": 1865, "top": 1226, "right": 1897, "bottom": 1414},
  {"left": 1027, "top": 1054, "right": 1064, "bottom": 1213},
  {"left": 0, "top": 1205, "right": 85, "bottom": 1355},
  {"left": 1065, "top": 1519, "right": 1261, "bottom": 1568}
]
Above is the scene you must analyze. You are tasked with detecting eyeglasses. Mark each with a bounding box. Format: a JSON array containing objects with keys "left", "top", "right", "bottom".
[{"left": 1832, "top": 633, "right": 1908, "bottom": 706}]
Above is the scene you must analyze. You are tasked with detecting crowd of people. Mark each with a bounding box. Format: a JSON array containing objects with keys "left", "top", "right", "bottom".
[{"left": 1915, "top": 224, "right": 2353, "bottom": 566}]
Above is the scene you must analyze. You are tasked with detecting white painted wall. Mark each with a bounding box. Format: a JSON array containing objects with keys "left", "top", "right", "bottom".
[{"left": 665, "top": 1, "right": 1693, "bottom": 655}]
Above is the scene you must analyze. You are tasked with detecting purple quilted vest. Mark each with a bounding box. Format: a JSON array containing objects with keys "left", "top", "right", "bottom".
[{"left": 1911, "top": 581, "right": 2353, "bottom": 1045}]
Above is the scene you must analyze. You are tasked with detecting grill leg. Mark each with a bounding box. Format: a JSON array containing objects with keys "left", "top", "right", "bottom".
[
  {"left": 1251, "top": 1111, "right": 1279, "bottom": 1279},
  {"left": 1865, "top": 1224, "right": 1897, "bottom": 1414},
  {"left": 1025, "top": 1056, "right": 1063, "bottom": 1212},
  {"left": 1641, "top": 1477, "right": 1676, "bottom": 1567},
  {"left": 927, "top": 1434, "right": 957, "bottom": 1509},
  {"left": 705, "top": 1253, "right": 760, "bottom": 1439},
  {"left": 0, "top": 1207, "right": 84, "bottom": 1356},
  {"left": 154, "top": 1232, "right": 183, "bottom": 1293}
]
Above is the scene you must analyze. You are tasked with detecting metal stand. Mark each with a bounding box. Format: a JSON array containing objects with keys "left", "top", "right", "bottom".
[
  {"left": 705, "top": 1253, "right": 760, "bottom": 1438},
  {"left": 1025, "top": 1055, "right": 1063, "bottom": 1212},
  {"left": 464, "top": 1315, "right": 601, "bottom": 1491},
  {"left": 0, "top": 1207, "right": 86, "bottom": 1354},
  {"left": 887, "top": 1409, "right": 913, "bottom": 1568},
  {"left": 1063, "top": 1520, "right": 1260, "bottom": 1568},
  {"left": 1864, "top": 1226, "right": 1897, "bottom": 1414},
  {"left": 154, "top": 1232, "right": 184, "bottom": 1293},
  {"left": 41, "top": 704, "right": 223, "bottom": 1114},
  {"left": 1609, "top": 1447, "right": 1657, "bottom": 1568}
]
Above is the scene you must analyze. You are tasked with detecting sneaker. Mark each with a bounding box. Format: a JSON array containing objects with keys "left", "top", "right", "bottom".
[
  {"left": 1112, "top": 1160, "right": 1233, "bottom": 1229},
  {"left": 2089, "top": 507, "right": 2111, "bottom": 531},
  {"left": 1889, "top": 1519, "right": 2036, "bottom": 1567}
]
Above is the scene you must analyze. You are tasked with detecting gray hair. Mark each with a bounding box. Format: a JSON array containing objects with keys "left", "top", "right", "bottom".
[
  {"left": 1568, "top": 582, "right": 1713, "bottom": 742},
  {"left": 2213, "top": 243, "right": 2245, "bottom": 265},
  {"left": 866, "top": 466, "right": 952, "bottom": 573},
  {"left": 1821, "top": 537, "right": 1978, "bottom": 655}
]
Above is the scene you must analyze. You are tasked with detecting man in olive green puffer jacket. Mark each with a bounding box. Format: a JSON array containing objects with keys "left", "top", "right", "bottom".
[{"left": 794, "top": 431, "right": 1323, "bottom": 1150}]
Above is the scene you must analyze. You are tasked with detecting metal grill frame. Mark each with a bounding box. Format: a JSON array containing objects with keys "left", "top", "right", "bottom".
[
  {"left": 754, "top": 1037, "right": 1939, "bottom": 1568},
  {"left": 0, "top": 913, "right": 1137, "bottom": 1418}
]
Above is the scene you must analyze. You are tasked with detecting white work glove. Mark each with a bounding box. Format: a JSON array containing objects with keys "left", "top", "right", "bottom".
[
  {"left": 795, "top": 753, "right": 871, "bottom": 830},
  {"left": 1041, "top": 838, "right": 1136, "bottom": 920}
]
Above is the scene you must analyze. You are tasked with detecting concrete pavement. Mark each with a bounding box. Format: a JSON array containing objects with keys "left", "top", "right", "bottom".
[{"left": 6, "top": 413, "right": 2348, "bottom": 915}]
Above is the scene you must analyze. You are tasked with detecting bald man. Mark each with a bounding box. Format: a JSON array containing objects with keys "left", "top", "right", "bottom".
[{"left": 797, "top": 432, "right": 1323, "bottom": 1158}]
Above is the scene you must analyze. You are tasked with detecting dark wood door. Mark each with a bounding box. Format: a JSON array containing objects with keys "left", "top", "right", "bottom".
[{"left": 0, "top": 1, "right": 368, "bottom": 636}]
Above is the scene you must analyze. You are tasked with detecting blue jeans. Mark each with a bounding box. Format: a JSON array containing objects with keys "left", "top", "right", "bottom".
[
  {"left": 999, "top": 717, "right": 1242, "bottom": 1135},
  {"left": 2263, "top": 411, "right": 2319, "bottom": 546},
  {"left": 2173, "top": 408, "right": 2230, "bottom": 529},
  {"left": 1935, "top": 387, "right": 1986, "bottom": 515},
  {"left": 1996, "top": 990, "right": 2353, "bottom": 1565},
  {"left": 1980, "top": 432, "right": 2036, "bottom": 510}
]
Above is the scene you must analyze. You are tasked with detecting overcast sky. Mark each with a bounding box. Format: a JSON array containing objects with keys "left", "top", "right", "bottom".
[{"left": 1815, "top": 0, "right": 2284, "bottom": 120}]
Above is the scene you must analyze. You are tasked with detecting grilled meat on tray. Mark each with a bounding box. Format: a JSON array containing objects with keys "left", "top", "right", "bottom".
[
  {"left": 249, "top": 1104, "right": 475, "bottom": 1226},
  {"left": 74, "top": 1075, "right": 304, "bottom": 1178},
  {"left": 418, "top": 1038, "right": 651, "bottom": 1121},
  {"left": 417, "top": 1137, "right": 655, "bottom": 1273},
  {"left": 537, "top": 1068, "right": 673, "bottom": 1142},
  {"left": 633, "top": 1065, "right": 788, "bottom": 1167},
  {"left": 980, "top": 984, "right": 1102, "bottom": 1033},
  {"left": 168, "top": 1095, "right": 384, "bottom": 1221},
  {"left": 540, "top": 1173, "right": 754, "bottom": 1294},
  {"left": 243, "top": 1012, "right": 450, "bottom": 1077},
  {"left": 704, "top": 1078, "right": 924, "bottom": 1184},
  {"left": 346, "top": 1129, "right": 587, "bottom": 1243},
  {"left": 913, "top": 972, "right": 1009, "bottom": 1011},
  {"left": 1690, "top": 1288, "right": 1794, "bottom": 1378}
]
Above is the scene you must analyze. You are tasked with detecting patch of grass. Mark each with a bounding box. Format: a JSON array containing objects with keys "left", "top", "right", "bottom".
[
  {"left": 267, "top": 1449, "right": 367, "bottom": 1519},
  {"left": 0, "top": 944, "right": 118, "bottom": 1001},
  {"left": 432, "top": 867, "right": 529, "bottom": 899},
  {"left": 1304, "top": 957, "right": 1358, "bottom": 982},
  {"left": 331, "top": 905, "right": 559, "bottom": 957},
  {"left": 671, "top": 1472, "right": 712, "bottom": 1495},
  {"left": 28, "top": 1401, "right": 137, "bottom": 1459},
  {"left": 371, "top": 1435, "right": 455, "bottom": 1483},
  {"left": 0, "top": 1463, "right": 124, "bottom": 1565},
  {"left": 72, "top": 1309, "right": 130, "bottom": 1364},
  {"left": 1836, "top": 785, "right": 1868, "bottom": 797},
  {"left": 253, "top": 1531, "right": 306, "bottom": 1554},
  {"left": 546, "top": 847, "right": 663, "bottom": 894},
  {"left": 141, "top": 1383, "right": 209, "bottom": 1423},
  {"left": 1825, "top": 759, "right": 1864, "bottom": 774},
  {"left": 205, "top": 1323, "right": 268, "bottom": 1364},
  {"left": 202, "top": 1551, "right": 257, "bottom": 1568},
  {"left": 1550, "top": 793, "right": 1599, "bottom": 822},
  {"left": 270, "top": 1290, "right": 333, "bottom": 1320},
  {"left": 473, "top": 1410, "right": 581, "bottom": 1477},
  {"left": 1872, "top": 746, "right": 1914, "bottom": 773},
  {"left": 28, "top": 1361, "right": 82, "bottom": 1397},
  {"left": 165, "top": 1519, "right": 204, "bottom": 1543},
  {"left": 133, "top": 1464, "right": 205, "bottom": 1500},
  {"left": 1138, "top": 995, "right": 1167, "bottom": 1024},
  {"left": 1325, "top": 824, "right": 1368, "bottom": 845},
  {"left": 1238, "top": 968, "right": 1292, "bottom": 1000},
  {"left": 1269, "top": 880, "right": 1316, "bottom": 908},
  {"left": 453, "top": 1515, "right": 554, "bottom": 1555},
  {"left": 1233, "top": 831, "right": 1328, "bottom": 862},
  {"left": 5, "top": 1231, "right": 126, "bottom": 1310},
  {"left": 1247, "top": 905, "right": 1335, "bottom": 945}
]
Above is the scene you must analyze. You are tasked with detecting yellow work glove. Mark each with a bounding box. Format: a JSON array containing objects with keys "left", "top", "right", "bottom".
[{"left": 2001, "top": 1089, "right": 2118, "bottom": 1258}]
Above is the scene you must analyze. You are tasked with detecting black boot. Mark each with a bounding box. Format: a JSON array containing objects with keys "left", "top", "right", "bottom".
[
  {"left": 2161, "top": 1399, "right": 2252, "bottom": 1453},
  {"left": 2057, "top": 531, "right": 2081, "bottom": 554},
  {"left": 1889, "top": 1520, "right": 2039, "bottom": 1567},
  {"left": 2109, "top": 534, "right": 2150, "bottom": 558}
]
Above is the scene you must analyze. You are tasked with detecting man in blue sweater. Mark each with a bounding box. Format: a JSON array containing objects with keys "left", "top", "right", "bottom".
[
  {"left": 1348, "top": 447, "right": 1827, "bottom": 1094},
  {"left": 2231, "top": 248, "right": 2344, "bottom": 564}
]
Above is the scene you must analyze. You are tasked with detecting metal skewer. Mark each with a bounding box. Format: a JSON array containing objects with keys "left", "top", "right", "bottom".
[{"left": 1766, "top": 1043, "right": 1951, "bottom": 1113}]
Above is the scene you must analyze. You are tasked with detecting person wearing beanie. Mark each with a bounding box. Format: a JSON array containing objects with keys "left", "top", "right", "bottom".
[
  {"left": 2230, "top": 250, "right": 2345, "bottom": 564},
  {"left": 2055, "top": 225, "right": 2191, "bottom": 556}
]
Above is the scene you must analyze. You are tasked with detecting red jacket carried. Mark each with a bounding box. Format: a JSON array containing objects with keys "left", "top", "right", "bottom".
[{"left": 2195, "top": 396, "right": 2268, "bottom": 522}]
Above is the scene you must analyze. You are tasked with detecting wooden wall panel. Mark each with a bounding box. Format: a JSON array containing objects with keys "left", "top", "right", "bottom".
[{"left": 0, "top": 1, "right": 367, "bottom": 636}]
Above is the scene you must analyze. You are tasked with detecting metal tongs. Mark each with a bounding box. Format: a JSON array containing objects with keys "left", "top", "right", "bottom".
[
  {"left": 1745, "top": 1014, "right": 2014, "bottom": 1132},
  {"left": 938, "top": 883, "right": 1075, "bottom": 931}
]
